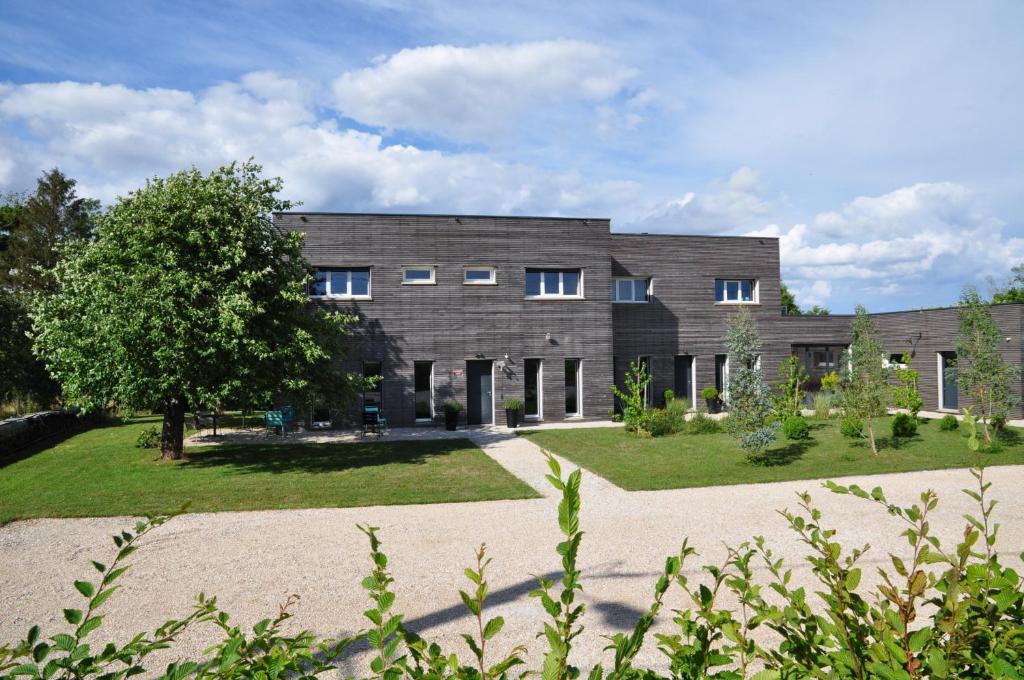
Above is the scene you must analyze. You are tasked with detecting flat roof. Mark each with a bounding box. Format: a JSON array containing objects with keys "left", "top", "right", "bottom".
[{"left": 274, "top": 211, "right": 609, "bottom": 222}]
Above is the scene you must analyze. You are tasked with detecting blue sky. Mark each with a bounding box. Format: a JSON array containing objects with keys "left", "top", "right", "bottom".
[{"left": 2, "top": 0, "right": 1023, "bottom": 312}]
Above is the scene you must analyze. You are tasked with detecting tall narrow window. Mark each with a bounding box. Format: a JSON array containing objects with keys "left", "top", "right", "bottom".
[
  {"left": 524, "top": 359, "right": 542, "bottom": 418},
  {"left": 363, "top": 361, "right": 382, "bottom": 408},
  {"left": 414, "top": 361, "right": 433, "bottom": 421},
  {"left": 674, "top": 355, "right": 694, "bottom": 405},
  {"left": 715, "top": 354, "right": 729, "bottom": 404},
  {"left": 564, "top": 359, "right": 581, "bottom": 416}
]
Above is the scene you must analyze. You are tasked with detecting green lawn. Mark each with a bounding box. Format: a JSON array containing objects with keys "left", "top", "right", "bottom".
[
  {"left": 521, "top": 418, "right": 1024, "bottom": 491},
  {"left": 0, "top": 418, "right": 538, "bottom": 523}
]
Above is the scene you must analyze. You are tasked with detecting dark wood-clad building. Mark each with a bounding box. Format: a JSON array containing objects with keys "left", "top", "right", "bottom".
[{"left": 276, "top": 212, "right": 1024, "bottom": 426}]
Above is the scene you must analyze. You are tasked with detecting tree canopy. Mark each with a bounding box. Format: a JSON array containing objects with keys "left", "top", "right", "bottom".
[
  {"left": 839, "top": 305, "right": 889, "bottom": 455},
  {"left": 780, "top": 282, "right": 830, "bottom": 316},
  {"left": 32, "top": 161, "right": 359, "bottom": 458},
  {"left": 989, "top": 263, "right": 1024, "bottom": 304},
  {"left": 723, "top": 306, "right": 778, "bottom": 458}
]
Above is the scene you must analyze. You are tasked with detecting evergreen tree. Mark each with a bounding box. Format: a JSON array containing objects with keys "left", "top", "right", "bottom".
[{"left": 723, "top": 306, "right": 778, "bottom": 458}]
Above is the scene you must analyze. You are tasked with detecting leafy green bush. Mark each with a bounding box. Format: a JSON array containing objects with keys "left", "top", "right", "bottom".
[
  {"left": 773, "top": 355, "right": 808, "bottom": 419},
  {"left": 5, "top": 457, "right": 1022, "bottom": 679},
  {"left": 782, "top": 415, "right": 810, "bottom": 440},
  {"left": 840, "top": 415, "right": 863, "bottom": 438},
  {"left": 685, "top": 411, "right": 722, "bottom": 434},
  {"left": 699, "top": 386, "right": 718, "bottom": 400},
  {"left": 891, "top": 412, "right": 918, "bottom": 438},
  {"left": 992, "top": 412, "right": 1008, "bottom": 432},
  {"left": 443, "top": 399, "right": 463, "bottom": 414},
  {"left": 134, "top": 425, "right": 159, "bottom": 449},
  {"left": 812, "top": 392, "right": 832, "bottom": 420},
  {"left": 502, "top": 398, "right": 522, "bottom": 411},
  {"left": 610, "top": 360, "right": 651, "bottom": 436},
  {"left": 939, "top": 414, "right": 959, "bottom": 431}
]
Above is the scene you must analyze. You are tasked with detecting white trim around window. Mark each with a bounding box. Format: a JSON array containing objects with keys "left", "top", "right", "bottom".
[
  {"left": 463, "top": 266, "right": 497, "bottom": 285},
  {"left": 714, "top": 278, "right": 759, "bottom": 304},
  {"left": 308, "top": 268, "right": 372, "bottom": 300},
  {"left": 402, "top": 266, "right": 436, "bottom": 285},
  {"left": 613, "top": 277, "right": 651, "bottom": 303},
  {"left": 525, "top": 268, "right": 584, "bottom": 299}
]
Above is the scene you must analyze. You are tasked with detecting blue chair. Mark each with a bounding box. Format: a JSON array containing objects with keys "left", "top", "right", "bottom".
[
  {"left": 264, "top": 410, "right": 286, "bottom": 436},
  {"left": 362, "top": 406, "right": 388, "bottom": 436}
]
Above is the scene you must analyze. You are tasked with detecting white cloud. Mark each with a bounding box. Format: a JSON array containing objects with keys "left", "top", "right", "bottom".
[
  {"left": 332, "top": 40, "right": 636, "bottom": 142},
  {"left": 629, "top": 166, "right": 771, "bottom": 232},
  {"left": 0, "top": 74, "right": 641, "bottom": 216}
]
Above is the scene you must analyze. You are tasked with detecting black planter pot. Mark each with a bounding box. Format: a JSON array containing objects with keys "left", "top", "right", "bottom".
[
  {"left": 444, "top": 410, "right": 459, "bottom": 430},
  {"left": 706, "top": 398, "right": 722, "bottom": 414},
  {"left": 505, "top": 409, "right": 521, "bottom": 428}
]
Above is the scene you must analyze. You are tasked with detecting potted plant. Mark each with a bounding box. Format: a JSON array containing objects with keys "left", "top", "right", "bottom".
[
  {"left": 503, "top": 398, "right": 523, "bottom": 428},
  {"left": 443, "top": 400, "right": 463, "bottom": 430},
  {"left": 700, "top": 386, "right": 721, "bottom": 414}
]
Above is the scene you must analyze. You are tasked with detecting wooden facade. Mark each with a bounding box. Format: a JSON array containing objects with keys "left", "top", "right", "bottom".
[{"left": 277, "top": 212, "right": 1024, "bottom": 425}]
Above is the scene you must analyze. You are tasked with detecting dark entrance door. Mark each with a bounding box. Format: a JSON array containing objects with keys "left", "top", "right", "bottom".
[
  {"left": 467, "top": 360, "right": 493, "bottom": 425},
  {"left": 940, "top": 352, "right": 958, "bottom": 409},
  {"left": 674, "top": 355, "right": 693, "bottom": 403}
]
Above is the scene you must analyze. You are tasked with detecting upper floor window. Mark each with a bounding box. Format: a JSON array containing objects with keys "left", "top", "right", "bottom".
[
  {"left": 402, "top": 266, "right": 436, "bottom": 285},
  {"left": 464, "top": 267, "right": 496, "bottom": 285},
  {"left": 525, "top": 268, "right": 582, "bottom": 298},
  {"left": 715, "top": 278, "right": 757, "bottom": 304},
  {"left": 309, "top": 268, "right": 371, "bottom": 299},
  {"left": 613, "top": 278, "right": 650, "bottom": 303}
]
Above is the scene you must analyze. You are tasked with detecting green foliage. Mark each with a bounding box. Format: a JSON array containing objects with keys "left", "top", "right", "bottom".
[
  {"left": 7, "top": 458, "right": 1023, "bottom": 679},
  {"left": 991, "top": 412, "right": 1007, "bottom": 432},
  {"left": 444, "top": 400, "right": 464, "bottom": 414},
  {"left": 502, "top": 398, "right": 522, "bottom": 411},
  {"left": 963, "top": 407, "right": 982, "bottom": 452},
  {"left": 647, "top": 403, "right": 687, "bottom": 437},
  {"left": 780, "top": 282, "right": 830, "bottom": 315},
  {"left": 782, "top": 415, "right": 810, "bottom": 440},
  {"left": 773, "top": 355, "right": 807, "bottom": 419},
  {"left": 957, "top": 285, "right": 1020, "bottom": 445},
  {"left": 840, "top": 416, "right": 864, "bottom": 438},
  {"left": 684, "top": 411, "right": 722, "bottom": 435},
  {"left": 838, "top": 305, "right": 889, "bottom": 454},
  {"left": 134, "top": 426, "right": 160, "bottom": 449},
  {"left": 989, "top": 261, "right": 1024, "bottom": 304},
  {"left": 890, "top": 352, "right": 923, "bottom": 418},
  {"left": 820, "top": 371, "right": 840, "bottom": 392},
  {"left": 699, "top": 386, "right": 718, "bottom": 401},
  {"left": 722, "top": 307, "right": 779, "bottom": 457},
  {"left": 812, "top": 392, "right": 832, "bottom": 420},
  {"left": 662, "top": 389, "right": 674, "bottom": 402},
  {"left": 31, "top": 161, "right": 360, "bottom": 460},
  {"left": 891, "top": 412, "right": 918, "bottom": 439},
  {"left": 0, "top": 290, "right": 58, "bottom": 410},
  {"left": 939, "top": 414, "right": 959, "bottom": 431},
  {"left": 610, "top": 360, "right": 652, "bottom": 437}
]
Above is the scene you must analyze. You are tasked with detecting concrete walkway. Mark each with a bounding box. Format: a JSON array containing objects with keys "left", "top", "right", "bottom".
[{"left": 3, "top": 424, "right": 1023, "bottom": 676}]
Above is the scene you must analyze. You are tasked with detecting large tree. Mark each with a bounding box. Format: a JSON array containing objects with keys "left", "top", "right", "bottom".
[
  {"left": 723, "top": 306, "right": 778, "bottom": 458},
  {"left": 956, "top": 285, "right": 1018, "bottom": 443},
  {"left": 780, "top": 282, "right": 830, "bottom": 316},
  {"left": 838, "top": 305, "right": 889, "bottom": 455},
  {"left": 2, "top": 169, "right": 99, "bottom": 295},
  {"left": 988, "top": 262, "right": 1024, "bottom": 304},
  {"left": 32, "top": 161, "right": 360, "bottom": 459}
]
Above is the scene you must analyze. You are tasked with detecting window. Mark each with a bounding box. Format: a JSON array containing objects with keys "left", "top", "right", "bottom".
[
  {"left": 402, "top": 266, "right": 435, "bottom": 284},
  {"left": 363, "top": 361, "right": 382, "bottom": 408},
  {"left": 309, "top": 268, "right": 371, "bottom": 299},
  {"left": 613, "top": 278, "right": 650, "bottom": 303},
  {"left": 885, "top": 353, "right": 908, "bottom": 369},
  {"left": 464, "top": 267, "right": 496, "bottom": 285},
  {"left": 525, "top": 269, "right": 582, "bottom": 298},
  {"left": 524, "top": 359, "right": 543, "bottom": 418},
  {"left": 414, "top": 361, "right": 433, "bottom": 421},
  {"left": 564, "top": 359, "right": 581, "bottom": 416},
  {"left": 674, "top": 355, "right": 694, "bottom": 406},
  {"left": 714, "top": 278, "right": 757, "bottom": 303},
  {"left": 715, "top": 354, "right": 729, "bottom": 404}
]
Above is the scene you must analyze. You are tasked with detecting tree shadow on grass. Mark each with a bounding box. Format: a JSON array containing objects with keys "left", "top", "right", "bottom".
[
  {"left": 747, "top": 439, "right": 815, "bottom": 467},
  {"left": 178, "top": 438, "right": 476, "bottom": 475}
]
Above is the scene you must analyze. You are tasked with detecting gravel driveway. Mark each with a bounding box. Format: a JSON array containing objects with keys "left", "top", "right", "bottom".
[{"left": 2, "top": 428, "right": 1022, "bottom": 676}]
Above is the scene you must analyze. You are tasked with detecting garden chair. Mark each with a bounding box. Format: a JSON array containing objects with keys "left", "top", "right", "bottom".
[
  {"left": 193, "top": 411, "right": 216, "bottom": 435},
  {"left": 362, "top": 406, "right": 388, "bottom": 437},
  {"left": 264, "top": 410, "right": 286, "bottom": 436}
]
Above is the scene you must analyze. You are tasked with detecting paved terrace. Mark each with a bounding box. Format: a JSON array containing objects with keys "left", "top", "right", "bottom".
[{"left": 2, "top": 421, "right": 1023, "bottom": 676}]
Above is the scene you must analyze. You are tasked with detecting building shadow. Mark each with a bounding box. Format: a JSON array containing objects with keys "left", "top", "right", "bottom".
[{"left": 178, "top": 437, "right": 477, "bottom": 475}]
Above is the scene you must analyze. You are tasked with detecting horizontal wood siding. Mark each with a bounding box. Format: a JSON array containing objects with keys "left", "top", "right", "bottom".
[{"left": 276, "top": 213, "right": 614, "bottom": 426}]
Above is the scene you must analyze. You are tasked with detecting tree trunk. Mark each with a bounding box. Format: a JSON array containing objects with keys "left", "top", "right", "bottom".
[
  {"left": 866, "top": 422, "right": 878, "bottom": 456},
  {"left": 160, "top": 393, "right": 187, "bottom": 461}
]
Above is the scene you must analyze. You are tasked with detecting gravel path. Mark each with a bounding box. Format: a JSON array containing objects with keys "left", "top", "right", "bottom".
[{"left": 2, "top": 427, "right": 1023, "bottom": 676}]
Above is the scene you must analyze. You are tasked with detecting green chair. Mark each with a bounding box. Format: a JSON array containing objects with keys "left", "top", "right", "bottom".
[{"left": 264, "top": 410, "right": 286, "bottom": 436}]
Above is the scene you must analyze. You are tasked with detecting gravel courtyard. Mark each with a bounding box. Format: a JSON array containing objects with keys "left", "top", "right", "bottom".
[{"left": 2, "top": 427, "right": 1023, "bottom": 676}]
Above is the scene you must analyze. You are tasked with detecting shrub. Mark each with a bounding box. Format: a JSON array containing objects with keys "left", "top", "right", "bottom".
[
  {"left": 135, "top": 425, "right": 160, "bottom": 449},
  {"left": 939, "top": 414, "right": 959, "bottom": 431},
  {"left": 700, "top": 386, "right": 719, "bottom": 401},
  {"left": 840, "top": 415, "right": 863, "bottom": 438},
  {"left": 891, "top": 352, "right": 923, "bottom": 418},
  {"left": 812, "top": 392, "right": 832, "bottom": 420},
  {"left": 443, "top": 399, "right": 463, "bottom": 414},
  {"left": 782, "top": 415, "right": 810, "bottom": 440},
  {"left": 891, "top": 412, "right": 918, "bottom": 438},
  {"left": 4, "top": 459, "right": 1021, "bottom": 679},
  {"left": 685, "top": 411, "right": 722, "bottom": 434},
  {"left": 502, "top": 398, "right": 522, "bottom": 411},
  {"left": 665, "top": 396, "right": 689, "bottom": 417},
  {"left": 611, "top": 360, "right": 651, "bottom": 436},
  {"left": 662, "top": 389, "right": 674, "bottom": 403},
  {"left": 648, "top": 405, "right": 686, "bottom": 437},
  {"left": 820, "top": 370, "right": 840, "bottom": 392},
  {"left": 773, "top": 355, "right": 808, "bottom": 419},
  {"left": 991, "top": 412, "right": 1008, "bottom": 432}
]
